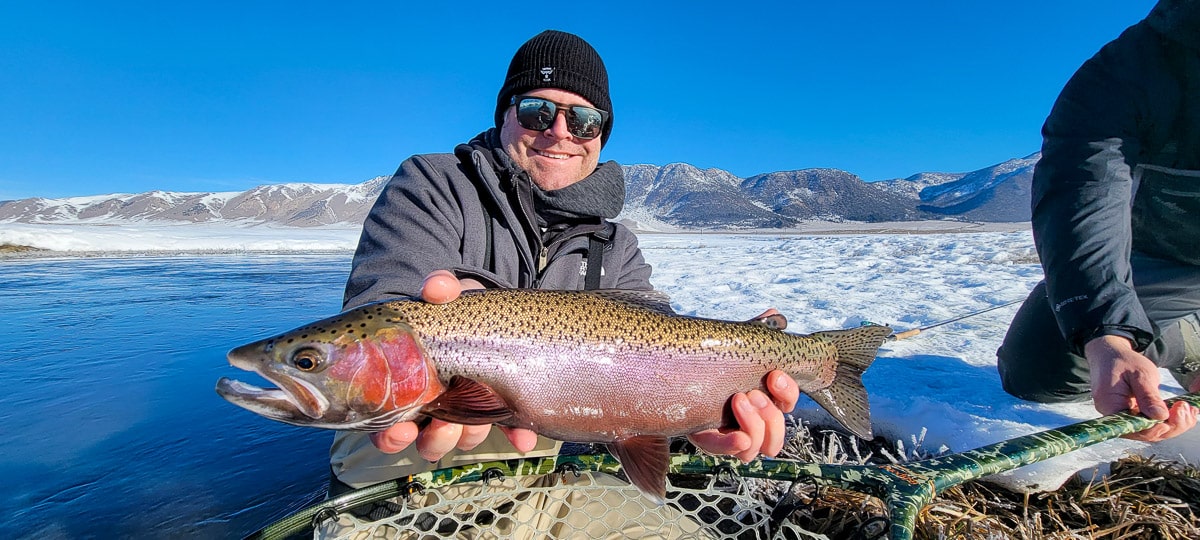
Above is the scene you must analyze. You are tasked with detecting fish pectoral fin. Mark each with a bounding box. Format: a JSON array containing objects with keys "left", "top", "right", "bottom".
[
  {"left": 420, "top": 376, "right": 514, "bottom": 425},
  {"left": 606, "top": 435, "right": 670, "bottom": 506}
]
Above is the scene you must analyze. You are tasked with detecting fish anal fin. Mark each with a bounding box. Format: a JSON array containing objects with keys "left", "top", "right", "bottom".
[
  {"left": 420, "top": 375, "right": 513, "bottom": 425},
  {"left": 606, "top": 435, "right": 670, "bottom": 505}
]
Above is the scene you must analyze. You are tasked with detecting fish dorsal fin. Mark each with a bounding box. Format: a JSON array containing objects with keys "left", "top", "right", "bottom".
[
  {"left": 606, "top": 435, "right": 670, "bottom": 505},
  {"left": 420, "top": 376, "right": 513, "bottom": 425},
  {"left": 590, "top": 289, "right": 676, "bottom": 315},
  {"left": 750, "top": 312, "right": 788, "bottom": 330}
]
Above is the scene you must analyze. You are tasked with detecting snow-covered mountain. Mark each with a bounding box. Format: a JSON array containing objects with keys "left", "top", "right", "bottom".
[
  {"left": 0, "top": 156, "right": 1040, "bottom": 229},
  {"left": 913, "top": 153, "right": 1039, "bottom": 221},
  {"left": 0, "top": 177, "right": 390, "bottom": 227}
]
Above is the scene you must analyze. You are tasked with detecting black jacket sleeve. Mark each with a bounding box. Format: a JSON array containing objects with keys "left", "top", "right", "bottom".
[{"left": 1031, "top": 22, "right": 1181, "bottom": 354}]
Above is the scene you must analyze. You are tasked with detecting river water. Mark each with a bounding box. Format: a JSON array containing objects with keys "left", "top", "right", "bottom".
[{"left": 0, "top": 254, "right": 354, "bottom": 538}]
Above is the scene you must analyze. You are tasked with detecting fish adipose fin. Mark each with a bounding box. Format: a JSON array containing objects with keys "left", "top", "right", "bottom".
[
  {"left": 805, "top": 325, "right": 892, "bottom": 440},
  {"left": 420, "top": 376, "right": 514, "bottom": 425},
  {"left": 606, "top": 435, "right": 670, "bottom": 505}
]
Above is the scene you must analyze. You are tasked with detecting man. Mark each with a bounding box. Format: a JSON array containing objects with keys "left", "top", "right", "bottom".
[
  {"left": 329, "top": 29, "right": 800, "bottom": 514},
  {"left": 997, "top": 0, "right": 1200, "bottom": 443}
]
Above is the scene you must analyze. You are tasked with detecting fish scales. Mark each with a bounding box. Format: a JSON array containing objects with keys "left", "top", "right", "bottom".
[{"left": 364, "top": 290, "right": 844, "bottom": 440}]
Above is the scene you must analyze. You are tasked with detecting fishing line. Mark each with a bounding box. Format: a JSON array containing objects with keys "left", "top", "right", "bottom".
[{"left": 884, "top": 297, "right": 1026, "bottom": 341}]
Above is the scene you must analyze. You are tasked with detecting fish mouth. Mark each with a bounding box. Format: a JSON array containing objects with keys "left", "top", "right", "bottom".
[
  {"left": 216, "top": 377, "right": 306, "bottom": 422},
  {"left": 215, "top": 371, "right": 330, "bottom": 423}
]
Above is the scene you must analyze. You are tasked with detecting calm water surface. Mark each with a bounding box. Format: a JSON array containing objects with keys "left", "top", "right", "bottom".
[{"left": 0, "top": 254, "right": 356, "bottom": 538}]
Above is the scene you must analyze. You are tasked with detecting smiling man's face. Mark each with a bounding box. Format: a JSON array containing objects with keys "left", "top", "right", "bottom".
[{"left": 499, "top": 88, "right": 603, "bottom": 191}]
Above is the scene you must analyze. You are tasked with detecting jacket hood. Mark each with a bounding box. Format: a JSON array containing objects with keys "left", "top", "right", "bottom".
[{"left": 1147, "top": 0, "right": 1200, "bottom": 50}]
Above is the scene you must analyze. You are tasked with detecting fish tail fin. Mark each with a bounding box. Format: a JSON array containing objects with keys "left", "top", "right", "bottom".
[{"left": 802, "top": 325, "right": 892, "bottom": 440}]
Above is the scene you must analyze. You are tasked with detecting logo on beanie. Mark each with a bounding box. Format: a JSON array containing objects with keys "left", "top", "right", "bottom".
[{"left": 540, "top": 67, "right": 553, "bottom": 82}]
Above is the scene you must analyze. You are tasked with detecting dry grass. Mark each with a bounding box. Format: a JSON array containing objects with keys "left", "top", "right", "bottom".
[{"left": 755, "top": 422, "right": 1200, "bottom": 539}]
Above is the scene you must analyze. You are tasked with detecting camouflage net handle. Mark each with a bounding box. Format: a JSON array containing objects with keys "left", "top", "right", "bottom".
[
  {"left": 692, "top": 391, "right": 1200, "bottom": 540},
  {"left": 248, "top": 392, "right": 1200, "bottom": 540}
]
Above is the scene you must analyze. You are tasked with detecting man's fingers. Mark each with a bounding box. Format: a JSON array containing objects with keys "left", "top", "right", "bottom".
[
  {"left": 766, "top": 370, "right": 799, "bottom": 413},
  {"left": 749, "top": 390, "right": 786, "bottom": 457},
  {"left": 369, "top": 421, "right": 419, "bottom": 454},
  {"left": 416, "top": 419, "right": 464, "bottom": 462},
  {"left": 731, "top": 393, "right": 766, "bottom": 462},
  {"left": 421, "top": 270, "right": 461, "bottom": 304},
  {"left": 1124, "top": 401, "right": 1198, "bottom": 442},
  {"left": 456, "top": 424, "right": 493, "bottom": 451},
  {"left": 1129, "top": 372, "right": 1169, "bottom": 421},
  {"left": 1092, "top": 383, "right": 1135, "bottom": 416},
  {"left": 498, "top": 427, "right": 540, "bottom": 453},
  {"left": 687, "top": 429, "right": 751, "bottom": 457}
]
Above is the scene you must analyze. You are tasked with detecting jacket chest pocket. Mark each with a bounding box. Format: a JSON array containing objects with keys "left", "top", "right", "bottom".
[{"left": 1131, "top": 164, "right": 1200, "bottom": 264}]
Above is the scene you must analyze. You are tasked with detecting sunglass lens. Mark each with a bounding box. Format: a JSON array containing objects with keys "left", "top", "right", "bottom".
[
  {"left": 517, "top": 99, "right": 556, "bottom": 131},
  {"left": 567, "top": 107, "right": 604, "bottom": 139}
]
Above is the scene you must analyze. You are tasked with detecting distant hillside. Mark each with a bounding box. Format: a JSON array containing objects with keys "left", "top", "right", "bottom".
[{"left": 0, "top": 155, "right": 1039, "bottom": 229}]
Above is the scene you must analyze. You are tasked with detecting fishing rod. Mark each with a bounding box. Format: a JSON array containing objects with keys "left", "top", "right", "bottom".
[{"left": 888, "top": 298, "right": 1025, "bottom": 341}]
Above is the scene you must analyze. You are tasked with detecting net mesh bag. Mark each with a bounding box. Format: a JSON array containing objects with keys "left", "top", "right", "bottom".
[{"left": 315, "top": 468, "right": 825, "bottom": 539}]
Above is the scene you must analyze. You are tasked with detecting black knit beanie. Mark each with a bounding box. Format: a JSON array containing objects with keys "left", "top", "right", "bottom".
[{"left": 495, "top": 30, "right": 613, "bottom": 146}]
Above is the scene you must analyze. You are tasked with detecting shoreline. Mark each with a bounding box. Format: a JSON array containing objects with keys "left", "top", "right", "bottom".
[
  {"left": 0, "top": 220, "right": 1032, "bottom": 260},
  {"left": 629, "top": 220, "right": 1030, "bottom": 236}
]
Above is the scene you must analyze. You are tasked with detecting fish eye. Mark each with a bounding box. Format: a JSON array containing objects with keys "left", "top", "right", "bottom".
[{"left": 290, "top": 348, "right": 323, "bottom": 372}]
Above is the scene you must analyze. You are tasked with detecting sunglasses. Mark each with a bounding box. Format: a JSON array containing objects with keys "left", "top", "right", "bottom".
[{"left": 511, "top": 96, "right": 609, "bottom": 140}]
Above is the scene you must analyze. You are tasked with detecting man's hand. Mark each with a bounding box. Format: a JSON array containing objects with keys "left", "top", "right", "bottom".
[
  {"left": 1085, "top": 335, "right": 1199, "bottom": 442},
  {"left": 684, "top": 307, "right": 798, "bottom": 463},
  {"left": 688, "top": 370, "right": 800, "bottom": 462},
  {"left": 368, "top": 270, "right": 538, "bottom": 459}
]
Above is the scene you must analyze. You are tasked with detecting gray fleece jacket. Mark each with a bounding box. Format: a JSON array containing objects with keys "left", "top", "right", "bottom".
[
  {"left": 331, "top": 130, "right": 653, "bottom": 487},
  {"left": 343, "top": 129, "right": 652, "bottom": 309},
  {"left": 1033, "top": 0, "right": 1200, "bottom": 356}
]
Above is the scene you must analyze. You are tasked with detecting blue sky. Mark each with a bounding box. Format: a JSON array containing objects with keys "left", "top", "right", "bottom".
[{"left": 0, "top": 1, "right": 1156, "bottom": 200}]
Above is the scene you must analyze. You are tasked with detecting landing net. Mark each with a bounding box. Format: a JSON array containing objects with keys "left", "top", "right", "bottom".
[{"left": 268, "top": 453, "right": 826, "bottom": 539}]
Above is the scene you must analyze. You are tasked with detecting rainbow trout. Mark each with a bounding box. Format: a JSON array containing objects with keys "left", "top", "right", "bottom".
[{"left": 216, "top": 289, "right": 891, "bottom": 502}]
